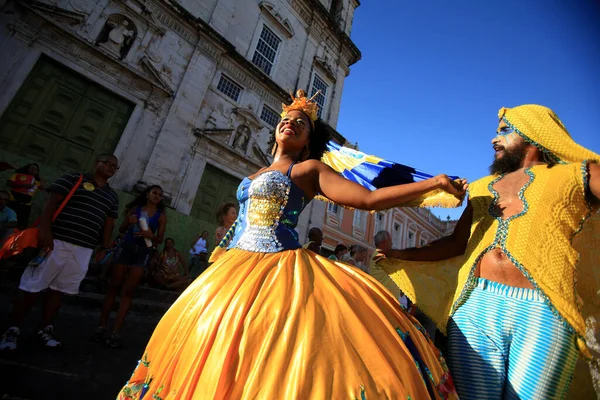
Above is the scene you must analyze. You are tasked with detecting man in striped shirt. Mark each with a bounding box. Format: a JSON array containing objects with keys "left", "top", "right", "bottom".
[{"left": 0, "top": 154, "right": 119, "bottom": 350}]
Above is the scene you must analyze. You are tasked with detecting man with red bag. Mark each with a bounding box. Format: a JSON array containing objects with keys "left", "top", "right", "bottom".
[{"left": 0, "top": 155, "right": 120, "bottom": 350}]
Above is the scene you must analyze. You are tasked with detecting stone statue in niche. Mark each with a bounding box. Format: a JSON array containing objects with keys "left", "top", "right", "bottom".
[
  {"left": 233, "top": 124, "right": 251, "bottom": 152},
  {"left": 96, "top": 14, "right": 136, "bottom": 60}
]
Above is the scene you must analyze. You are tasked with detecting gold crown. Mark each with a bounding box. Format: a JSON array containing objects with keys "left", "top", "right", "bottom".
[{"left": 280, "top": 89, "right": 321, "bottom": 125}]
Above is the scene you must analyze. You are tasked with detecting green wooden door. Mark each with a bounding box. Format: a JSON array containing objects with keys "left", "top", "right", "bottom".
[
  {"left": 191, "top": 164, "right": 241, "bottom": 224},
  {"left": 0, "top": 56, "right": 134, "bottom": 172}
]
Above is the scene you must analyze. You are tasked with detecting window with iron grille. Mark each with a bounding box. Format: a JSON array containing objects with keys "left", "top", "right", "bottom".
[
  {"left": 328, "top": 203, "right": 339, "bottom": 215},
  {"left": 353, "top": 210, "right": 367, "bottom": 231},
  {"left": 392, "top": 222, "right": 402, "bottom": 248},
  {"left": 374, "top": 212, "right": 385, "bottom": 233},
  {"left": 260, "top": 105, "right": 279, "bottom": 128},
  {"left": 407, "top": 231, "right": 416, "bottom": 247},
  {"left": 310, "top": 74, "right": 329, "bottom": 118},
  {"left": 217, "top": 74, "right": 242, "bottom": 102},
  {"left": 252, "top": 25, "right": 281, "bottom": 75}
]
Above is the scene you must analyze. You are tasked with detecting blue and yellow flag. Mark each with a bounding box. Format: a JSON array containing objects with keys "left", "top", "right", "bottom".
[{"left": 320, "top": 141, "right": 463, "bottom": 209}]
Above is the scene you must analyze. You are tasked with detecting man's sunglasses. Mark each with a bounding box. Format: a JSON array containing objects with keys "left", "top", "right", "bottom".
[{"left": 99, "top": 160, "right": 120, "bottom": 170}]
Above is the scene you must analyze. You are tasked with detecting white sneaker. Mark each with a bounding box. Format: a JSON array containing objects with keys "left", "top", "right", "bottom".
[
  {"left": 37, "top": 325, "right": 61, "bottom": 348},
  {"left": 0, "top": 326, "right": 20, "bottom": 351}
]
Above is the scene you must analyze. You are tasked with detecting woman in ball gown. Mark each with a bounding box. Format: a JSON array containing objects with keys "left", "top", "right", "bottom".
[{"left": 118, "top": 91, "right": 466, "bottom": 400}]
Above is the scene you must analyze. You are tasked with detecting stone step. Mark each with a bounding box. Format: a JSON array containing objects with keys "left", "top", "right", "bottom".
[
  {"left": 64, "top": 291, "right": 172, "bottom": 316},
  {"left": 0, "top": 283, "right": 157, "bottom": 400},
  {"left": 79, "top": 277, "right": 182, "bottom": 305},
  {"left": 0, "top": 277, "right": 174, "bottom": 317}
]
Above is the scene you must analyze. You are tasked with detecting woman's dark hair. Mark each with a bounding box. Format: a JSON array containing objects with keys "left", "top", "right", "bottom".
[
  {"left": 216, "top": 202, "right": 236, "bottom": 225},
  {"left": 334, "top": 244, "right": 347, "bottom": 255},
  {"left": 125, "top": 185, "right": 165, "bottom": 213},
  {"left": 267, "top": 118, "right": 331, "bottom": 161},
  {"left": 15, "top": 163, "right": 41, "bottom": 180}
]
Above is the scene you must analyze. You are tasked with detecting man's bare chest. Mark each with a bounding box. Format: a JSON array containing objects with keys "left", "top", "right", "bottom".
[{"left": 491, "top": 170, "right": 530, "bottom": 219}]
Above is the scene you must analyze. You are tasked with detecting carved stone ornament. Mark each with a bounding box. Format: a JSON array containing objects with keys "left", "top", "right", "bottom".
[
  {"left": 69, "top": 0, "right": 93, "bottom": 14},
  {"left": 232, "top": 107, "right": 263, "bottom": 131},
  {"left": 20, "top": 0, "right": 86, "bottom": 25},
  {"left": 252, "top": 142, "right": 271, "bottom": 167},
  {"left": 116, "top": 0, "right": 168, "bottom": 36},
  {"left": 232, "top": 124, "right": 251, "bottom": 152},
  {"left": 193, "top": 129, "right": 267, "bottom": 171},
  {"left": 259, "top": 1, "right": 294, "bottom": 37},
  {"left": 194, "top": 127, "right": 234, "bottom": 140},
  {"left": 314, "top": 55, "right": 337, "bottom": 82},
  {"left": 96, "top": 14, "right": 137, "bottom": 60},
  {"left": 140, "top": 55, "right": 175, "bottom": 95}
]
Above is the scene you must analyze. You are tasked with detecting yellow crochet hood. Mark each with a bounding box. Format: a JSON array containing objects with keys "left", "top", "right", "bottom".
[{"left": 499, "top": 104, "right": 600, "bottom": 164}]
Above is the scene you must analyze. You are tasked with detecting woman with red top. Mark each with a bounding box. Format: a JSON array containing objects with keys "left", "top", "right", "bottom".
[{"left": 7, "top": 163, "right": 44, "bottom": 229}]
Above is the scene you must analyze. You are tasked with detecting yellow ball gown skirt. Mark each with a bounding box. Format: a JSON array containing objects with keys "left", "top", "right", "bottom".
[{"left": 117, "top": 171, "right": 457, "bottom": 399}]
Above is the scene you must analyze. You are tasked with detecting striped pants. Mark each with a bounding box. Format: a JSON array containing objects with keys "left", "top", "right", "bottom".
[{"left": 448, "top": 278, "right": 578, "bottom": 399}]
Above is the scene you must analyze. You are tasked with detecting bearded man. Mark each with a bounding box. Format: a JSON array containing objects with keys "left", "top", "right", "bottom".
[{"left": 378, "top": 105, "right": 600, "bottom": 399}]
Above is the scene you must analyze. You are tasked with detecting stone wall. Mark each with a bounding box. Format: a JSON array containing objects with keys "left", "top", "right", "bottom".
[{"left": 0, "top": 0, "right": 361, "bottom": 227}]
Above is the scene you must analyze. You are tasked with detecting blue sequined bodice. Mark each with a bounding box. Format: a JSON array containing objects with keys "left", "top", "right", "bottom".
[{"left": 228, "top": 169, "right": 307, "bottom": 253}]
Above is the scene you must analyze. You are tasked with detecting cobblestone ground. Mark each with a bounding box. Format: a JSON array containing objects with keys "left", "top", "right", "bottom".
[{"left": 0, "top": 282, "right": 160, "bottom": 400}]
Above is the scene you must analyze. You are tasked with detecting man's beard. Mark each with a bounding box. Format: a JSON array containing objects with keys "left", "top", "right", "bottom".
[{"left": 489, "top": 143, "right": 528, "bottom": 174}]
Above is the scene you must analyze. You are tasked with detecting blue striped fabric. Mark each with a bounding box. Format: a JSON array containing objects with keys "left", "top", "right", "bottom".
[
  {"left": 447, "top": 278, "right": 578, "bottom": 399},
  {"left": 324, "top": 141, "right": 460, "bottom": 190}
]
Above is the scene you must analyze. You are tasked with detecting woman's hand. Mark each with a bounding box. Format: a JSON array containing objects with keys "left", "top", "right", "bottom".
[
  {"left": 434, "top": 175, "right": 468, "bottom": 196},
  {"left": 94, "top": 248, "right": 108, "bottom": 263},
  {"left": 135, "top": 230, "right": 154, "bottom": 239}
]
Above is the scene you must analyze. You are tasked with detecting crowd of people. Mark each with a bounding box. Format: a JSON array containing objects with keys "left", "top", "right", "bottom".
[{"left": 0, "top": 158, "right": 237, "bottom": 350}]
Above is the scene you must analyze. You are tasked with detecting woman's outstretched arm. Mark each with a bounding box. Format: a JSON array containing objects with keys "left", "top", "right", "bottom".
[{"left": 308, "top": 160, "right": 467, "bottom": 211}]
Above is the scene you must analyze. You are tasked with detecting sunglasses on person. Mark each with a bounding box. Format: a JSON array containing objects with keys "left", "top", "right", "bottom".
[{"left": 98, "top": 160, "right": 120, "bottom": 170}]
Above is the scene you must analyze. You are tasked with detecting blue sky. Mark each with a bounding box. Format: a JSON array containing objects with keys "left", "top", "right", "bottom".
[{"left": 337, "top": 0, "right": 600, "bottom": 219}]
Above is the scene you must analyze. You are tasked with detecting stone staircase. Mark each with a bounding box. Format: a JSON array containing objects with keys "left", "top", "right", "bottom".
[
  {"left": 1, "top": 265, "right": 182, "bottom": 317},
  {"left": 0, "top": 268, "right": 184, "bottom": 399},
  {"left": 73, "top": 276, "right": 181, "bottom": 316}
]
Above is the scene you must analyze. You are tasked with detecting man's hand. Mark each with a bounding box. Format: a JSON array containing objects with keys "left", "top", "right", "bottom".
[
  {"left": 37, "top": 192, "right": 63, "bottom": 251},
  {"left": 372, "top": 249, "right": 386, "bottom": 263},
  {"left": 94, "top": 249, "right": 108, "bottom": 263},
  {"left": 38, "top": 228, "right": 54, "bottom": 250}
]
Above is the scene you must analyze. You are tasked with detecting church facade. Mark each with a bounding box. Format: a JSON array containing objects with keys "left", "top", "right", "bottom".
[{"left": 0, "top": 0, "right": 360, "bottom": 245}]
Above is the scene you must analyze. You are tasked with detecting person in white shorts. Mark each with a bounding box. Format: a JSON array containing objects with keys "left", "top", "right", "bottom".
[{"left": 0, "top": 155, "right": 119, "bottom": 350}]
